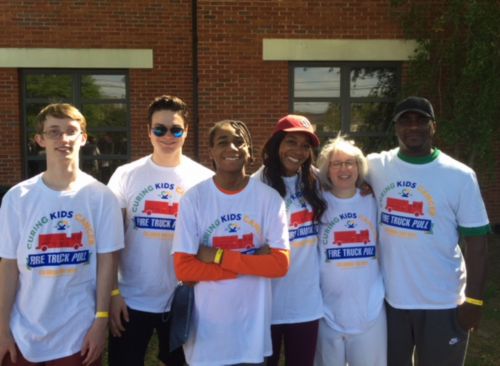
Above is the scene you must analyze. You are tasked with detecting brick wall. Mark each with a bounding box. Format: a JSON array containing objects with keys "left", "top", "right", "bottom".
[{"left": 0, "top": 0, "right": 498, "bottom": 223}]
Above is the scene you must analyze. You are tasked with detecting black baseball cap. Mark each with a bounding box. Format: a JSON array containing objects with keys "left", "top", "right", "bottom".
[{"left": 393, "top": 96, "right": 435, "bottom": 122}]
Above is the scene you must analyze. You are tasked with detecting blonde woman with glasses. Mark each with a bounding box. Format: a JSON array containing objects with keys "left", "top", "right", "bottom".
[{"left": 314, "top": 136, "right": 386, "bottom": 366}]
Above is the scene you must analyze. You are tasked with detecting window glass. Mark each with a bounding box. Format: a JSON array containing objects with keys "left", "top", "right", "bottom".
[
  {"left": 81, "top": 104, "right": 128, "bottom": 128},
  {"left": 291, "top": 63, "right": 400, "bottom": 150},
  {"left": 81, "top": 75, "right": 126, "bottom": 99},
  {"left": 350, "top": 102, "right": 394, "bottom": 133},
  {"left": 25, "top": 74, "right": 73, "bottom": 99},
  {"left": 350, "top": 67, "right": 398, "bottom": 98},
  {"left": 294, "top": 67, "right": 341, "bottom": 97}
]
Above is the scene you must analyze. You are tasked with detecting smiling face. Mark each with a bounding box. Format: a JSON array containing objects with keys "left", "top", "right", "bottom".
[
  {"left": 395, "top": 111, "right": 436, "bottom": 157},
  {"left": 278, "top": 132, "right": 313, "bottom": 176},
  {"left": 35, "top": 116, "right": 87, "bottom": 163},
  {"left": 328, "top": 150, "right": 358, "bottom": 197},
  {"left": 209, "top": 123, "right": 250, "bottom": 175},
  {"left": 148, "top": 109, "right": 187, "bottom": 159}
]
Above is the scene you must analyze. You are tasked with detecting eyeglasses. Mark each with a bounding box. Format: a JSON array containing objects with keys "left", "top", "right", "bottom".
[
  {"left": 330, "top": 160, "right": 356, "bottom": 169},
  {"left": 42, "top": 129, "right": 82, "bottom": 140},
  {"left": 151, "top": 125, "right": 185, "bottom": 138}
]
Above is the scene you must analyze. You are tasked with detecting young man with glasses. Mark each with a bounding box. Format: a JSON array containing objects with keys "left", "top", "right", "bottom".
[
  {"left": 366, "top": 96, "right": 490, "bottom": 366},
  {"left": 0, "top": 103, "right": 124, "bottom": 365},
  {"left": 107, "top": 95, "right": 213, "bottom": 366}
]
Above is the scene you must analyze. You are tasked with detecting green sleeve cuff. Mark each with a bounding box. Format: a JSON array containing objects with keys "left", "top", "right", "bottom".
[{"left": 459, "top": 224, "right": 492, "bottom": 237}]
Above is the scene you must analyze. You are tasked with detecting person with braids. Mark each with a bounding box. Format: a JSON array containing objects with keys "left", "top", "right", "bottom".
[
  {"left": 172, "top": 120, "right": 290, "bottom": 366},
  {"left": 253, "top": 114, "right": 326, "bottom": 366}
]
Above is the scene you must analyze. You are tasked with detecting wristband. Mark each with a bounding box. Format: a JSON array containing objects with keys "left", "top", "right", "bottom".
[
  {"left": 95, "top": 311, "right": 109, "bottom": 319},
  {"left": 111, "top": 288, "right": 121, "bottom": 296},
  {"left": 465, "top": 297, "right": 484, "bottom": 306},
  {"left": 214, "top": 248, "right": 224, "bottom": 264}
]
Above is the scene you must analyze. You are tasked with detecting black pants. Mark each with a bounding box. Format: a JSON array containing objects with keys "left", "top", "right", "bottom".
[{"left": 108, "top": 307, "right": 185, "bottom": 366}]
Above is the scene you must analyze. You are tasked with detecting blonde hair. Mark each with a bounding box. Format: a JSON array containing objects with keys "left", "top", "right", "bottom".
[
  {"left": 35, "top": 103, "right": 87, "bottom": 134},
  {"left": 317, "top": 135, "right": 368, "bottom": 190}
]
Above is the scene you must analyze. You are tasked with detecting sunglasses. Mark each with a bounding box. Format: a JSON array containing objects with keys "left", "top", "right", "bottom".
[{"left": 151, "top": 125, "right": 185, "bottom": 138}]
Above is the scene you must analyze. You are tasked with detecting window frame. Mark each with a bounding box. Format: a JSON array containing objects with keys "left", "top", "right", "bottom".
[{"left": 289, "top": 61, "right": 402, "bottom": 138}]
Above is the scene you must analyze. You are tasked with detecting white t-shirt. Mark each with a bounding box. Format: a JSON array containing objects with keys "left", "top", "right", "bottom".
[
  {"left": 319, "top": 190, "right": 384, "bottom": 334},
  {"left": 254, "top": 168, "right": 323, "bottom": 324},
  {"left": 367, "top": 148, "right": 490, "bottom": 309},
  {"left": 172, "top": 178, "right": 289, "bottom": 366},
  {"left": 0, "top": 173, "right": 124, "bottom": 362},
  {"left": 107, "top": 155, "right": 213, "bottom": 313}
]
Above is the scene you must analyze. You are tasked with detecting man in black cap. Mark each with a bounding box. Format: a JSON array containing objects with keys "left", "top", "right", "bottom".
[{"left": 366, "top": 96, "right": 490, "bottom": 365}]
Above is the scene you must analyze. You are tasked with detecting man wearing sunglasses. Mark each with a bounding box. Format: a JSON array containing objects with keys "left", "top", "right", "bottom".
[{"left": 107, "top": 95, "right": 213, "bottom": 366}]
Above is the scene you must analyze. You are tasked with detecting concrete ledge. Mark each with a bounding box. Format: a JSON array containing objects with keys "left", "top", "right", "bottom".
[
  {"left": 0, "top": 48, "right": 153, "bottom": 68},
  {"left": 263, "top": 39, "right": 418, "bottom": 61}
]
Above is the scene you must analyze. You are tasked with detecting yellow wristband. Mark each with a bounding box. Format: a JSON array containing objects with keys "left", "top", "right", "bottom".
[
  {"left": 465, "top": 297, "right": 484, "bottom": 306},
  {"left": 214, "top": 248, "right": 224, "bottom": 264},
  {"left": 95, "top": 311, "right": 109, "bottom": 319},
  {"left": 111, "top": 288, "right": 121, "bottom": 296}
]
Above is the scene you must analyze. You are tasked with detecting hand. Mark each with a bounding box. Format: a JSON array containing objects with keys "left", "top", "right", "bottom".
[
  {"left": 109, "top": 295, "right": 129, "bottom": 337},
  {"left": 255, "top": 245, "right": 271, "bottom": 255},
  {"left": 81, "top": 318, "right": 107, "bottom": 365},
  {"left": 196, "top": 245, "right": 217, "bottom": 263},
  {"left": 457, "top": 302, "right": 483, "bottom": 332},
  {"left": 0, "top": 329, "right": 17, "bottom": 365},
  {"left": 359, "top": 182, "right": 374, "bottom": 197}
]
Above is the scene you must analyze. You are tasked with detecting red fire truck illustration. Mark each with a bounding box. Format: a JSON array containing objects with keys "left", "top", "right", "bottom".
[
  {"left": 333, "top": 230, "right": 370, "bottom": 246},
  {"left": 37, "top": 232, "right": 83, "bottom": 251},
  {"left": 290, "top": 209, "right": 314, "bottom": 227},
  {"left": 143, "top": 201, "right": 179, "bottom": 216},
  {"left": 213, "top": 233, "right": 255, "bottom": 250},
  {"left": 385, "top": 197, "right": 423, "bottom": 216}
]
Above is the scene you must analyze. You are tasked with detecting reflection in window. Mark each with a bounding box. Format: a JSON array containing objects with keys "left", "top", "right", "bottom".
[
  {"left": 350, "top": 68, "right": 397, "bottom": 98},
  {"left": 82, "top": 75, "right": 126, "bottom": 99},
  {"left": 25, "top": 74, "right": 73, "bottom": 99},
  {"left": 23, "top": 70, "right": 130, "bottom": 182},
  {"left": 294, "top": 67, "right": 341, "bottom": 98},
  {"left": 291, "top": 63, "right": 400, "bottom": 153},
  {"left": 350, "top": 103, "right": 394, "bottom": 133}
]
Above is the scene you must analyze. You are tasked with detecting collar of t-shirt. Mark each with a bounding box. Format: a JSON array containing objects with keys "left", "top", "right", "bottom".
[{"left": 397, "top": 148, "right": 440, "bottom": 165}]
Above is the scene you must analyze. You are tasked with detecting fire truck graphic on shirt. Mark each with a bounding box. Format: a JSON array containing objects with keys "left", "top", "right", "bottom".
[
  {"left": 288, "top": 209, "right": 318, "bottom": 241},
  {"left": 213, "top": 233, "right": 255, "bottom": 253},
  {"left": 133, "top": 200, "right": 178, "bottom": 231},
  {"left": 28, "top": 231, "right": 90, "bottom": 269},
  {"left": 142, "top": 200, "right": 179, "bottom": 217},
  {"left": 36, "top": 232, "right": 83, "bottom": 251},
  {"left": 290, "top": 209, "right": 314, "bottom": 227},
  {"left": 385, "top": 197, "right": 424, "bottom": 217},
  {"left": 333, "top": 229, "right": 370, "bottom": 246}
]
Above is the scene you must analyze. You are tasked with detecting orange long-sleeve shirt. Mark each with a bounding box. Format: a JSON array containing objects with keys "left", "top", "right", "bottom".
[{"left": 174, "top": 249, "right": 290, "bottom": 282}]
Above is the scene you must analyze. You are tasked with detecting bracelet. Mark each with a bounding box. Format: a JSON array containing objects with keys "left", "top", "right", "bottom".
[
  {"left": 465, "top": 297, "right": 484, "bottom": 306},
  {"left": 95, "top": 311, "right": 109, "bottom": 319},
  {"left": 214, "top": 248, "right": 224, "bottom": 264},
  {"left": 111, "top": 288, "right": 121, "bottom": 296}
]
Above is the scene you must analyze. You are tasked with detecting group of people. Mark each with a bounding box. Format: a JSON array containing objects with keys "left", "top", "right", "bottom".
[{"left": 0, "top": 95, "right": 490, "bottom": 366}]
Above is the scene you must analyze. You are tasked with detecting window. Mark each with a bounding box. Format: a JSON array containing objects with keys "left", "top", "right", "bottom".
[
  {"left": 22, "top": 70, "right": 130, "bottom": 183},
  {"left": 290, "top": 62, "right": 400, "bottom": 152}
]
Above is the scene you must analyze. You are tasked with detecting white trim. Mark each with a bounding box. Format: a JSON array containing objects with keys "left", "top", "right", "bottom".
[
  {"left": 0, "top": 48, "right": 153, "bottom": 68},
  {"left": 263, "top": 39, "right": 418, "bottom": 61}
]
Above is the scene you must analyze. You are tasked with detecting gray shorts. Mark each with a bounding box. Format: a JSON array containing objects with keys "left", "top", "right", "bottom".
[{"left": 386, "top": 302, "right": 469, "bottom": 366}]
